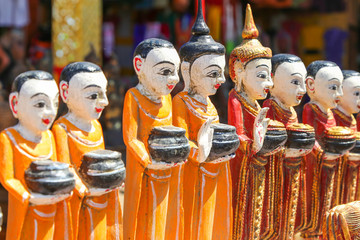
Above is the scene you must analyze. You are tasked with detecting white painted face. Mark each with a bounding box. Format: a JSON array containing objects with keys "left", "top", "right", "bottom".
[
  {"left": 189, "top": 54, "right": 226, "bottom": 96},
  {"left": 9, "top": 79, "right": 59, "bottom": 132},
  {"left": 271, "top": 61, "right": 307, "bottom": 107},
  {"left": 60, "top": 71, "right": 108, "bottom": 121},
  {"left": 307, "top": 66, "right": 343, "bottom": 110},
  {"left": 239, "top": 58, "right": 273, "bottom": 100},
  {"left": 338, "top": 75, "right": 360, "bottom": 114},
  {"left": 134, "top": 48, "right": 180, "bottom": 97}
]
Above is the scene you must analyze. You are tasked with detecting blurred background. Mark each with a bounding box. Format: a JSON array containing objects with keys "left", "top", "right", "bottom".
[{"left": 0, "top": 0, "right": 359, "bottom": 237}]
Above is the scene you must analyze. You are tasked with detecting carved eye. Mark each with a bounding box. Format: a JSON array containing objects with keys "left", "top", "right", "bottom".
[
  {"left": 159, "top": 69, "right": 173, "bottom": 76},
  {"left": 257, "top": 72, "right": 268, "bottom": 79},
  {"left": 355, "top": 91, "right": 360, "bottom": 96},
  {"left": 34, "top": 102, "right": 45, "bottom": 108},
  {"left": 87, "top": 93, "right": 98, "bottom": 100},
  {"left": 329, "top": 85, "right": 338, "bottom": 91},
  {"left": 207, "top": 71, "right": 221, "bottom": 78},
  {"left": 291, "top": 79, "right": 300, "bottom": 85}
]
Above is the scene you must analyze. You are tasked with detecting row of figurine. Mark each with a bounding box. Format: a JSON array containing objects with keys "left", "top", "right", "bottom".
[{"left": 1, "top": 2, "right": 360, "bottom": 240}]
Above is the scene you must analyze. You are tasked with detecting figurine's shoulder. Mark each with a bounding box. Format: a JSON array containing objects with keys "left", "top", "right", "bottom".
[{"left": 173, "top": 91, "right": 188, "bottom": 105}]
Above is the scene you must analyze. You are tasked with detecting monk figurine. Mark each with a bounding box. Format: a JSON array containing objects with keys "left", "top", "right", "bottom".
[
  {"left": 228, "top": 4, "right": 276, "bottom": 240},
  {"left": 52, "top": 62, "right": 123, "bottom": 240},
  {"left": 172, "top": 0, "right": 234, "bottom": 239},
  {"left": 0, "top": 71, "right": 72, "bottom": 240},
  {"left": 122, "top": 38, "right": 184, "bottom": 239},
  {"left": 301, "top": 60, "right": 345, "bottom": 239},
  {"left": 332, "top": 70, "right": 360, "bottom": 204},
  {"left": 263, "top": 54, "right": 314, "bottom": 239}
]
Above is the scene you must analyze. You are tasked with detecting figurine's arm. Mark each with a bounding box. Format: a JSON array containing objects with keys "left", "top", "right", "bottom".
[
  {"left": 172, "top": 95, "right": 199, "bottom": 162},
  {"left": 228, "top": 95, "right": 252, "bottom": 154},
  {"left": 52, "top": 123, "right": 88, "bottom": 198},
  {"left": 123, "top": 91, "right": 150, "bottom": 168},
  {"left": 0, "top": 132, "right": 30, "bottom": 204}
]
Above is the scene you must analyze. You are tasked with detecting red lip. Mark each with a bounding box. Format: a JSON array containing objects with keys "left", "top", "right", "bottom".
[
  {"left": 167, "top": 85, "right": 174, "bottom": 90},
  {"left": 95, "top": 108, "right": 103, "bottom": 113},
  {"left": 42, "top": 119, "right": 50, "bottom": 125},
  {"left": 335, "top": 99, "right": 340, "bottom": 104},
  {"left": 297, "top": 95, "right": 303, "bottom": 101},
  {"left": 357, "top": 105, "right": 360, "bottom": 109},
  {"left": 214, "top": 84, "right": 221, "bottom": 89},
  {"left": 264, "top": 88, "right": 269, "bottom": 94}
]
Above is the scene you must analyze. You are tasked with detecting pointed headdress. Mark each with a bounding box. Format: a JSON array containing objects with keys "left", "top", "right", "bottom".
[
  {"left": 229, "top": 4, "right": 272, "bottom": 80},
  {"left": 179, "top": 0, "right": 225, "bottom": 64}
]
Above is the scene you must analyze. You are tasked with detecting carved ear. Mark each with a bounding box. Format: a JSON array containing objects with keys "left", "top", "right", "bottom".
[
  {"left": 133, "top": 55, "right": 143, "bottom": 74},
  {"left": 60, "top": 81, "right": 69, "bottom": 103},
  {"left": 9, "top": 92, "right": 18, "bottom": 118},
  {"left": 306, "top": 77, "right": 315, "bottom": 93},
  {"left": 181, "top": 61, "right": 190, "bottom": 91},
  {"left": 234, "top": 61, "right": 245, "bottom": 91}
]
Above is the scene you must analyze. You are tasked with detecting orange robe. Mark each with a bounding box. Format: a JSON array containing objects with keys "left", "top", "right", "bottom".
[
  {"left": 52, "top": 117, "right": 123, "bottom": 240},
  {"left": 123, "top": 88, "right": 184, "bottom": 240},
  {"left": 0, "top": 128, "right": 72, "bottom": 240},
  {"left": 172, "top": 92, "right": 232, "bottom": 240}
]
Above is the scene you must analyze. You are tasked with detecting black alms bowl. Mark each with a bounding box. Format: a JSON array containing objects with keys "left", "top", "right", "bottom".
[
  {"left": 286, "top": 123, "right": 315, "bottom": 150},
  {"left": 148, "top": 126, "right": 190, "bottom": 163},
  {"left": 322, "top": 126, "right": 356, "bottom": 154},
  {"left": 207, "top": 123, "right": 240, "bottom": 161},
  {"left": 79, "top": 149, "right": 125, "bottom": 189},
  {"left": 25, "top": 160, "right": 75, "bottom": 195},
  {"left": 350, "top": 132, "right": 360, "bottom": 154},
  {"left": 257, "top": 120, "right": 287, "bottom": 156}
]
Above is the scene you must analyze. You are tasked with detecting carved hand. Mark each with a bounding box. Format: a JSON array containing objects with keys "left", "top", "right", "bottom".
[
  {"left": 252, "top": 107, "right": 270, "bottom": 154},
  {"left": 86, "top": 187, "right": 111, "bottom": 197},
  {"left": 29, "top": 192, "right": 72, "bottom": 206},
  {"left": 197, "top": 117, "right": 215, "bottom": 163}
]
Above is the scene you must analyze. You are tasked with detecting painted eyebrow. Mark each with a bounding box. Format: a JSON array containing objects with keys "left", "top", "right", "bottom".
[
  {"left": 328, "top": 78, "right": 340, "bottom": 82},
  {"left": 153, "top": 61, "right": 175, "bottom": 67},
  {"left": 291, "top": 73, "right": 303, "bottom": 77},
  {"left": 83, "top": 84, "right": 101, "bottom": 90},
  {"left": 31, "top": 93, "right": 49, "bottom": 99},
  {"left": 256, "top": 64, "right": 269, "bottom": 69},
  {"left": 204, "top": 64, "right": 221, "bottom": 70}
]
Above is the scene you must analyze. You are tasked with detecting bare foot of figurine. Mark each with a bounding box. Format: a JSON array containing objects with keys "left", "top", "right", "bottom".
[
  {"left": 347, "top": 153, "right": 360, "bottom": 161},
  {"left": 29, "top": 192, "right": 72, "bottom": 205}
]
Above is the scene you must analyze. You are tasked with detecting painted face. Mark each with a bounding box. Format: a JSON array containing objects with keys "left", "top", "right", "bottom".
[
  {"left": 189, "top": 54, "right": 226, "bottom": 96},
  {"left": 311, "top": 66, "right": 343, "bottom": 110},
  {"left": 65, "top": 71, "right": 108, "bottom": 121},
  {"left": 338, "top": 75, "right": 360, "bottom": 114},
  {"left": 271, "top": 61, "right": 307, "bottom": 107},
  {"left": 138, "top": 48, "right": 180, "bottom": 96},
  {"left": 240, "top": 58, "right": 273, "bottom": 100},
  {"left": 15, "top": 79, "right": 59, "bottom": 132}
]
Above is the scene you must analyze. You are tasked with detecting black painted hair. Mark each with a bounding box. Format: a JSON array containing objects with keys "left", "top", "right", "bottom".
[
  {"left": 342, "top": 70, "right": 360, "bottom": 80},
  {"left": 12, "top": 70, "right": 54, "bottom": 92},
  {"left": 271, "top": 54, "right": 302, "bottom": 75},
  {"left": 179, "top": 0, "right": 225, "bottom": 65},
  {"left": 60, "top": 61, "right": 102, "bottom": 83},
  {"left": 306, "top": 60, "right": 338, "bottom": 79},
  {"left": 133, "top": 38, "right": 174, "bottom": 59}
]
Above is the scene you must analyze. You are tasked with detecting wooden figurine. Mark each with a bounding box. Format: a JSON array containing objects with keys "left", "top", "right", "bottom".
[
  {"left": 172, "top": 0, "right": 235, "bottom": 239},
  {"left": 332, "top": 70, "right": 360, "bottom": 204},
  {"left": 263, "top": 53, "right": 314, "bottom": 239},
  {"left": 122, "top": 38, "right": 184, "bottom": 239},
  {"left": 51, "top": 62, "right": 123, "bottom": 240},
  {"left": 301, "top": 60, "right": 354, "bottom": 239},
  {"left": 0, "top": 71, "right": 73, "bottom": 240},
  {"left": 228, "top": 4, "right": 276, "bottom": 240}
]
